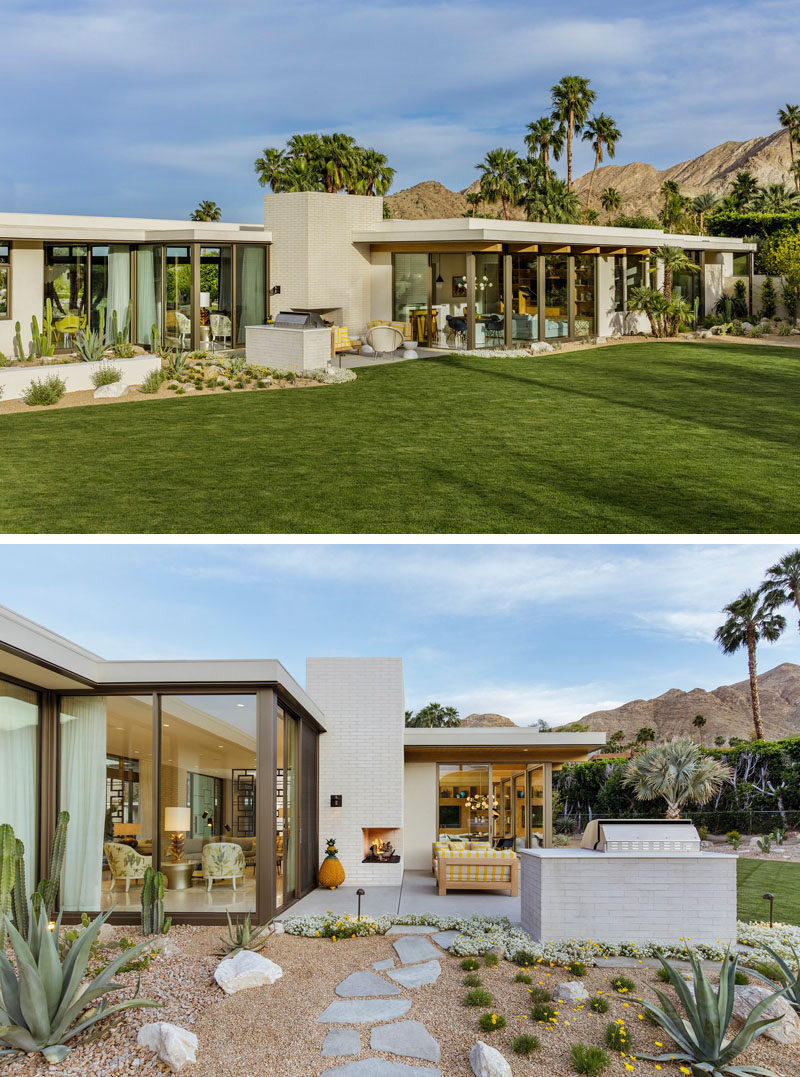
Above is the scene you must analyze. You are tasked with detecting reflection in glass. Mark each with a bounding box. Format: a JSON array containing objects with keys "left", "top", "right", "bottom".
[
  {"left": 235, "top": 246, "right": 266, "bottom": 344},
  {"left": 0, "top": 245, "right": 9, "bottom": 317},
  {"left": 475, "top": 253, "right": 503, "bottom": 348},
  {"left": 528, "top": 766, "right": 544, "bottom": 847},
  {"left": 392, "top": 252, "right": 428, "bottom": 331},
  {"left": 136, "top": 245, "right": 162, "bottom": 345},
  {"left": 200, "top": 246, "right": 233, "bottom": 350},
  {"left": 544, "top": 255, "right": 569, "bottom": 338},
  {"left": 512, "top": 254, "right": 538, "bottom": 343},
  {"left": 0, "top": 680, "right": 38, "bottom": 893},
  {"left": 160, "top": 695, "right": 257, "bottom": 913},
  {"left": 574, "top": 254, "right": 595, "bottom": 336},
  {"left": 46, "top": 245, "right": 88, "bottom": 327},
  {"left": 165, "top": 247, "right": 192, "bottom": 348},
  {"left": 437, "top": 764, "right": 491, "bottom": 840}
]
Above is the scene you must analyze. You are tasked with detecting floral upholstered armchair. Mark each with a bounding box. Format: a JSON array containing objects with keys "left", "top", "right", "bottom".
[
  {"left": 202, "top": 841, "right": 246, "bottom": 892},
  {"left": 104, "top": 841, "right": 152, "bottom": 892}
]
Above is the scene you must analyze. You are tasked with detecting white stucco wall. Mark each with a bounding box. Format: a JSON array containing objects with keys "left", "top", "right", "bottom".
[
  {"left": 307, "top": 657, "right": 405, "bottom": 886},
  {"left": 520, "top": 849, "right": 737, "bottom": 944},
  {"left": 402, "top": 761, "right": 437, "bottom": 871},
  {"left": 0, "top": 353, "right": 161, "bottom": 401},
  {"left": 0, "top": 242, "right": 44, "bottom": 358}
]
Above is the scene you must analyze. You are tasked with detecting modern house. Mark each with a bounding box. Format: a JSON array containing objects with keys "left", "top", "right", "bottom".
[
  {"left": 0, "top": 605, "right": 605, "bottom": 924},
  {"left": 0, "top": 194, "right": 754, "bottom": 360}
]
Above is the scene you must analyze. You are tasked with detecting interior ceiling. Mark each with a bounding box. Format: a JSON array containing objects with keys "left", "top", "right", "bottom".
[{"left": 407, "top": 746, "right": 592, "bottom": 763}]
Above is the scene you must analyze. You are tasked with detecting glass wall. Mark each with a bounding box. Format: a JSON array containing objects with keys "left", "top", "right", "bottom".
[
  {"left": 574, "top": 254, "right": 595, "bottom": 337},
  {"left": 0, "top": 680, "right": 38, "bottom": 892},
  {"left": 235, "top": 246, "right": 267, "bottom": 345},
  {"left": 437, "top": 764, "right": 491, "bottom": 840},
  {"left": 0, "top": 244, "right": 9, "bottom": 318},
  {"left": 673, "top": 250, "right": 701, "bottom": 309},
  {"left": 276, "top": 706, "right": 299, "bottom": 909},
  {"left": 511, "top": 253, "right": 538, "bottom": 343},
  {"left": 160, "top": 695, "right": 257, "bottom": 913},
  {"left": 544, "top": 255, "right": 569, "bottom": 338},
  {"left": 45, "top": 245, "right": 88, "bottom": 327},
  {"left": 200, "top": 246, "right": 233, "bottom": 350},
  {"left": 136, "top": 245, "right": 162, "bottom": 346},
  {"left": 60, "top": 695, "right": 154, "bottom": 912},
  {"left": 90, "top": 245, "right": 131, "bottom": 340},
  {"left": 393, "top": 252, "right": 428, "bottom": 335},
  {"left": 614, "top": 254, "right": 647, "bottom": 313},
  {"left": 165, "top": 247, "right": 192, "bottom": 348},
  {"left": 528, "top": 766, "right": 544, "bottom": 847},
  {"left": 475, "top": 252, "right": 503, "bottom": 347}
]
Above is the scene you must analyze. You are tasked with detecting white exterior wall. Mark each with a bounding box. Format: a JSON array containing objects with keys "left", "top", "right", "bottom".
[
  {"left": 307, "top": 657, "right": 405, "bottom": 886},
  {"left": 369, "top": 251, "right": 393, "bottom": 323},
  {"left": 520, "top": 849, "right": 736, "bottom": 945},
  {"left": 1, "top": 242, "right": 44, "bottom": 357},
  {"left": 264, "top": 192, "right": 383, "bottom": 335},
  {"left": 245, "top": 325, "right": 331, "bottom": 371},
  {"left": 0, "top": 353, "right": 161, "bottom": 401},
  {"left": 403, "top": 761, "right": 437, "bottom": 870}
]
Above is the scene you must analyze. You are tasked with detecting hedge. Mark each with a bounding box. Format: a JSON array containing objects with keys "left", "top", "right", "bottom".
[{"left": 707, "top": 211, "right": 800, "bottom": 239}]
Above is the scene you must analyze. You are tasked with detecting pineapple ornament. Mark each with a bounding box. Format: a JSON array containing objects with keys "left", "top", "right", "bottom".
[{"left": 318, "top": 837, "right": 346, "bottom": 889}]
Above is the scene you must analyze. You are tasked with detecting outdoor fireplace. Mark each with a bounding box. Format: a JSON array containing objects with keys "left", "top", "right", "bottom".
[{"left": 362, "top": 827, "right": 401, "bottom": 863}]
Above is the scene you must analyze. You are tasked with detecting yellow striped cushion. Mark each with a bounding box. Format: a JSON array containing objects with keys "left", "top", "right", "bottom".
[
  {"left": 332, "top": 326, "right": 352, "bottom": 349},
  {"left": 439, "top": 847, "right": 515, "bottom": 882},
  {"left": 366, "top": 320, "right": 390, "bottom": 329}
]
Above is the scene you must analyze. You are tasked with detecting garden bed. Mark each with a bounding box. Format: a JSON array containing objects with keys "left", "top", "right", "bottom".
[{"left": 0, "top": 354, "right": 161, "bottom": 402}]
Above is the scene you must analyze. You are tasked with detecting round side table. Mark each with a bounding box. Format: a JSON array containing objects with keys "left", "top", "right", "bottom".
[
  {"left": 402, "top": 340, "right": 419, "bottom": 359},
  {"left": 160, "top": 861, "right": 195, "bottom": 890}
]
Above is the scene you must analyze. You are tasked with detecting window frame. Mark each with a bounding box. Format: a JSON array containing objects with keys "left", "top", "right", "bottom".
[{"left": 0, "top": 242, "right": 11, "bottom": 320}]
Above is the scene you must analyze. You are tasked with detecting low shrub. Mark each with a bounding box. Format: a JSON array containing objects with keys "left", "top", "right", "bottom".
[
  {"left": 589, "top": 995, "right": 609, "bottom": 1013},
  {"left": 656, "top": 966, "right": 672, "bottom": 983},
  {"left": 752, "top": 960, "right": 783, "bottom": 981},
  {"left": 511, "top": 1033, "right": 540, "bottom": 1056},
  {"left": 726, "top": 830, "right": 742, "bottom": 850},
  {"left": 478, "top": 1012, "right": 506, "bottom": 1033},
  {"left": 609, "top": 975, "right": 635, "bottom": 993},
  {"left": 554, "top": 834, "right": 570, "bottom": 847},
  {"left": 568, "top": 959, "right": 588, "bottom": 976},
  {"left": 735, "top": 970, "right": 750, "bottom": 985},
  {"left": 529, "top": 986, "right": 551, "bottom": 1004},
  {"left": 461, "top": 957, "right": 480, "bottom": 971},
  {"left": 484, "top": 951, "right": 499, "bottom": 968},
  {"left": 531, "top": 1001, "right": 558, "bottom": 1022},
  {"left": 463, "top": 973, "right": 482, "bottom": 987},
  {"left": 515, "top": 972, "right": 533, "bottom": 984},
  {"left": 757, "top": 834, "right": 772, "bottom": 855},
  {"left": 113, "top": 342, "right": 136, "bottom": 358},
  {"left": 697, "top": 825, "right": 709, "bottom": 841},
  {"left": 139, "top": 367, "right": 165, "bottom": 393},
  {"left": 570, "top": 1043, "right": 610, "bottom": 1075},
  {"left": 778, "top": 323, "right": 792, "bottom": 335},
  {"left": 604, "top": 1019, "right": 632, "bottom": 1051},
  {"left": 90, "top": 363, "right": 122, "bottom": 388},
  {"left": 22, "top": 374, "right": 66, "bottom": 406},
  {"left": 514, "top": 950, "right": 537, "bottom": 967},
  {"left": 464, "top": 987, "right": 493, "bottom": 1007}
]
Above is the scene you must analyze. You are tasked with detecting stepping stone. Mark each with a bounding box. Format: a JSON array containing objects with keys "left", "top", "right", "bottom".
[
  {"left": 336, "top": 970, "right": 401, "bottom": 997},
  {"left": 392, "top": 936, "right": 440, "bottom": 964},
  {"left": 431, "top": 930, "right": 461, "bottom": 950},
  {"left": 318, "top": 999, "right": 411, "bottom": 1024},
  {"left": 322, "top": 1029, "right": 361, "bottom": 1058},
  {"left": 320, "top": 1062, "right": 439, "bottom": 1077},
  {"left": 373, "top": 958, "right": 395, "bottom": 971},
  {"left": 370, "top": 1020, "right": 441, "bottom": 1063},
  {"left": 386, "top": 960, "right": 441, "bottom": 989},
  {"left": 385, "top": 925, "right": 436, "bottom": 935}
]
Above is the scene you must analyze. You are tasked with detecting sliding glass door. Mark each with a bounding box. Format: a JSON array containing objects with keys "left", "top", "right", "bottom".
[{"left": 0, "top": 680, "right": 39, "bottom": 893}]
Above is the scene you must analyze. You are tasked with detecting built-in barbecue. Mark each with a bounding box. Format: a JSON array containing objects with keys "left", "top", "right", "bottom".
[{"left": 580, "top": 818, "right": 701, "bottom": 854}]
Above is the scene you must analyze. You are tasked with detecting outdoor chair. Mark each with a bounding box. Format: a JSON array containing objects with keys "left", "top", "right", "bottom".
[
  {"left": 53, "top": 313, "right": 86, "bottom": 348},
  {"left": 202, "top": 841, "right": 246, "bottom": 892},
  {"left": 174, "top": 311, "right": 191, "bottom": 349},
  {"left": 210, "top": 313, "right": 232, "bottom": 350},
  {"left": 434, "top": 845, "right": 519, "bottom": 897},
  {"left": 365, "top": 323, "right": 404, "bottom": 356},
  {"left": 104, "top": 841, "right": 152, "bottom": 892},
  {"left": 445, "top": 315, "right": 467, "bottom": 349}
]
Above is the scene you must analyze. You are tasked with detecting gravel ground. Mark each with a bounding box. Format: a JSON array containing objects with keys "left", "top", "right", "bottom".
[{"left": 3, "top": 927, "right": 794, "bottom": 1077}]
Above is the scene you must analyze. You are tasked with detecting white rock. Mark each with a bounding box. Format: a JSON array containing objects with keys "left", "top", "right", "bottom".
[
  {"left": 214, "top": 949, "right": 283, "bottom": 994},
  {"left": 791, "top": 328, "right": 800, "bottom": 335},
  {"left": 732, "top": 985, "right": 800, "bottom": 1044},
  {"left": 554, "top": 980, "right": 590, "bottom": 1004},
  {"left": 595, "top": 336, "right": 608, "bottom": 344},
  {"left": 93, "top": 381, "right": 128, "bottom": 398},
  {"left": 469, "top": 1040, "right": 512, "bottom": 1077},
  {"left": 272, "top": 921, "right": 284, "bottom": 934},
  {"left": 360, "top": 345, "right": 375, "bottom": 356},
  {"left": 137, "top": 1023, "right": 198, "bottom": 1072},
  {"left": 529, "top": 341, "right": 554, "bottom": 354},
  {"left": 740, "top": 321, "right": 754, "bottom": 332}
]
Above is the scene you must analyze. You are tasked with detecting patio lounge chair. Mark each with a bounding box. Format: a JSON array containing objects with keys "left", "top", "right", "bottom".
[
  {"left": 434, "top": 845, "right": 518, "bottom": 896},
  {"left": 365, "top": 323, "right": 403, "bottom": 356},
  {"left": 210, "top": 313, "right": 232, "bottom": 350}
]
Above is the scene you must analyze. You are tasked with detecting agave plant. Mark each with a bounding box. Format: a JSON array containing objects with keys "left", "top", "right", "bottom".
[
  {"left": 748, "top": 941, "right": 800, "bottom": 1013},
  {"left": 635, "top": 947, "right": 787, "bottom": 1076},
  {"left": 164, "top": 349, "right": 188, "bottom": 378},
  {"left": 215, "top": 911, "right": 273, "bottom": 957},
  {"left": 0, "top": 903, "right": 158, "bottom": 1065}
]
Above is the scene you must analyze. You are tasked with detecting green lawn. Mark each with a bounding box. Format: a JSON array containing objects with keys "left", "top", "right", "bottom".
[
  {"left": 738, "top": 859, "right": 800, "bottom": 925},
  {"left": 2, "top": 341, "right": 799, "bottom": 533}
]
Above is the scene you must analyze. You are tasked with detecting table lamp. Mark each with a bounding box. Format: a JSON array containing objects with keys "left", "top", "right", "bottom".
[{"left": 164, "top": 807, "right": 191, "bottom": 861}]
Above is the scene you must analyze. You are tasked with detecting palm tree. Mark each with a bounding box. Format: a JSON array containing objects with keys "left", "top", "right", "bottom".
[
  {"left": 280, "top": 156, "right": 321, "bottom": 192},
  {"left": 714, "top": 735, "right": 726, "bottom": 747},
  {"left": 651, "top": 245, "right": 700, "bottom": 303},
  {"left": 692, "top": 714, "right": 707, "bottom": 745},
  {"left": 286, "top": 133, "right": 322, "bottom": 165},
  {"left": 524, "top": 117, "right": 565, "bottom": 172},
  {"left": 623, "top": 737, "right": 732, "bottom": 819},
  {"left": 190, "top": 200, "right": 222, "bottom": 222},
  {"left": 319, "top": 133, "right": 358, "bottom": 193},
  {"left": 464, "top": 191, "right": 482, "bottom": 217},
  {"left": 728, "top": 170, "right": 759, "bottom": 210},
  {"left": 254, "top": 147, "right": 287, "bottom": 191},
  {"left": 600, "top": 186, "right": 621, "bottom": 219},
  {"left": 405, "top": 703, "right": 461, "bottom": 728},
  {"left": 715, "top": 589, "right": 786, "bottom": 740},
  {"left": 752, "top": 183, "right": 800, "bottom": 212},
  {"left": 762, "top": 548, "right": 800, "bottom": 636},
  {"left": 357, "top": 148, "right": 395, "bottom": 196},
  {"left": 628, "top": 285, "right": 667, "bottom": 337},
  {"left": 522, "top": 174, "right": 582, "bottom": 224},
  {"left": 635, "top": 726, "right": 656, "bottom": 747},
  {"left": 658, "top": 182, "right": 693, "bottom": 232},
  {"left": 691, "top": 192, "right": 718, "bottom": 234},
  {"left": 550, "top": 75, "right": 596, "bottom": 189},
  {"left": 476, "top": 148, "right": 520, "bottom": 220},
  {"left": 580, "top": 113, "right": 621, "bottom": 222},
  {"left": 778, "top": 104, "right": 800, "bottom": 189},
  {"left": 607, "top": 730, "right": 626, "bottom": 751}
]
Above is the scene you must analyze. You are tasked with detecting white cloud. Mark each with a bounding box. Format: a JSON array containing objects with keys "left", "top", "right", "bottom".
[{"left": 435, "top": 681, "right": 623, "bottom": 727}]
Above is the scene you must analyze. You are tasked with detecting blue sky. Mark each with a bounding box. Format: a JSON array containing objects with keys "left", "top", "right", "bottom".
[
  {"left": 1, "top": 1, "right": 798, "bottom": 220},
  {"left": 1, "top": 543, "right": 797, "bottom": 725}
]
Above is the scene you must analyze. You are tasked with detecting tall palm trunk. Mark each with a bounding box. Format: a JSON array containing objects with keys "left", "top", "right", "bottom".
[
  {"left": 567, "top": 108, "right": 574, "bottom": 188},
  {"left": 789, "top": 131, "right": 796, "bottom": 189},
  {"left": 746, "top": 628, "right": 764, "bottom": 739},
  {"left": 542, "top": 147, "right": 549, "bottom": 172},
  {"left": 501, "top": 195, "right": 509, "bottom": 220},
  {"left": 792, "top": 587, "right": 800, "bottom": 635},
  {"left": 583, "top": 150, "right": 601, "bottom": 224},
  {"left": 666, "top": 801, "right": 681, "bottom": 820},
  {"left": 663, "top": 266, "right": 673, "bottom": 303}
]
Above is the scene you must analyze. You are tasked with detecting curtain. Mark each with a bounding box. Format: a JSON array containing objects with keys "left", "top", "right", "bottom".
[
  {"left": 106, "top": 246, "right": 131, "bottom": 343},
  {"left": 60, "top": 697, "right": 106, "bottom": 910},
  {"left": 136, "top": 245, "right": 159, "bottom": 344},
  {"left": 0, "top": 682, "right": 38, "bottom": 893},
  {"left": 139, "top": 757, "right": 152, "bottom": 838},
  {"left": 218, "top": 246, "right": 232, "bottom": 314},
  {"left": 236, "top": 246, "right": 266, "bottom": 343}
]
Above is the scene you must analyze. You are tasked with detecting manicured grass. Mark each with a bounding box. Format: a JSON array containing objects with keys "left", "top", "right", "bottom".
[
  {"left": 2, "top": 341, "right": 799, "bottom": 533},
  {"left": 737, "top": 858, "right": 800, "bottom": 925}
]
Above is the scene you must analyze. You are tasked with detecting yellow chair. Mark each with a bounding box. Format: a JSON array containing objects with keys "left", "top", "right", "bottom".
[{"left": 53, "top": 314, "right": 86, "bottom": 347}]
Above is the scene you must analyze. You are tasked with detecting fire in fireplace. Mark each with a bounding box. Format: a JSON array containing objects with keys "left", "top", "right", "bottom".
[{"left": 362, "top": 827, "right": 401, "bottom": 864}]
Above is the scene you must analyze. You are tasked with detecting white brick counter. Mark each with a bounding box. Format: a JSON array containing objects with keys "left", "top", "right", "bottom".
[
  {"left": 519, "top": 848, "right": 736, "bottom": 945},
  {"left": 245, "top": 325, "right": 331, "bottom": 372}
]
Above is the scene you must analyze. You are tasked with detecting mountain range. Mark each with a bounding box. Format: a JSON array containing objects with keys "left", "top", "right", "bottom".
[{"left": 384, "top": 128, "right": 798, "bottom": 221}]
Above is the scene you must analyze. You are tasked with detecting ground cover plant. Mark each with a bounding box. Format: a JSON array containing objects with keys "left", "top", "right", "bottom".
[{"left": 2, "top": 341, "right": 799, "bottom": 533}]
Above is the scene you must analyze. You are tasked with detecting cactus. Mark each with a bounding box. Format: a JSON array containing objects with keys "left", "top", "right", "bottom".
[
  {"left": 150, "top": 323, "right": 159, "bottom": 353},
  {"left": 12, "top": 838, "right": 28, "bottom": 940},
  {"left": 110, "top": 301, "right": 132, "bottom": 346},
  {"left": 141, "top": 866, "right": 171, "bottom": 936},
  {"left": 14, "top": 320, "right": 26, "bottom": 359},
  {"left": 34, "top": 809, "right": 69, "bottom": 917},
  {"left": 31, "top": 300, "right": 56, "bottom": 358},
  {"left": 0, "top": 823, "right": 15, "bottom": 949}
]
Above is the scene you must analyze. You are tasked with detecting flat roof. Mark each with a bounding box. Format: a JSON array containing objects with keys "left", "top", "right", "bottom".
[
  {"left": 355, "top": 216, "right": 755, "bottom": 252},
  {"left": 404, "top": 726, "right": 606, "bottom": 763},
  {"left": 0, "top": 212, "right": 270, "bottom": 245}
]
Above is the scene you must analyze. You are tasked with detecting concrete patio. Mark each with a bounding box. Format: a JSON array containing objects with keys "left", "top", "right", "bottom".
[{"left": 276, "top": 869, "right": 521, "bottom": 924}]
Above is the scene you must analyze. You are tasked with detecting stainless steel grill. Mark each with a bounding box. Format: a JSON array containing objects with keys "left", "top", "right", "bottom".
[
  {"left": 272, "top": 311, "right": 327, "bottom": 329},
  {"left": 580, "top": 818, "right": 701, "bottom": 854}
]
